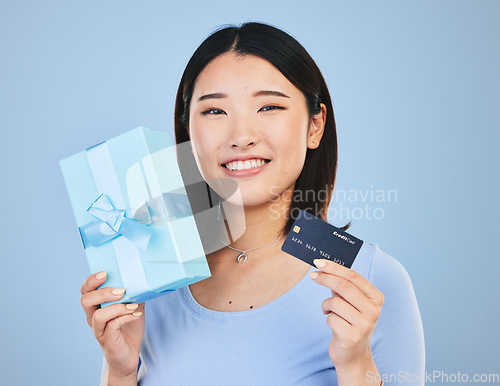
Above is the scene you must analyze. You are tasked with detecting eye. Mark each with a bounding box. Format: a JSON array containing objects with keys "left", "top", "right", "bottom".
[
  {"left": 259, "top": 105, "right": 285, "bottom": 112},
  {"left": 201, "top": 108, "right": 226, "bottom": 115}
]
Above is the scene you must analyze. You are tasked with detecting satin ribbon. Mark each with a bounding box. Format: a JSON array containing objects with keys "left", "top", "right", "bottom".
[
  {"left": 79, "top": 191, "right": 192, "bottom": 250},
  {"left": 133, "top": 192, "right": 192, "bottom": 225},
  {"left": 79, "top": 194, "right": 153, "bottom": 250}
]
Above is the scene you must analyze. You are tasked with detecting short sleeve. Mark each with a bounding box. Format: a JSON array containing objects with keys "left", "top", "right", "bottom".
[{"left": 368, "top": 246, "right": 425, "bottom": 385}]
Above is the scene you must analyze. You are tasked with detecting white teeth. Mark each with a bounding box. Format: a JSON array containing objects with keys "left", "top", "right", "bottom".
[{"left": 224, "top": 159, "right": 268, "bottom": 171}]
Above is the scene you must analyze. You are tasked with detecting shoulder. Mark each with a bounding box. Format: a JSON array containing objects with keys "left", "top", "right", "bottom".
[
  {"left": 357, "top": 244, "right": 424, "bottom": 344},
  {"left": 376, "top": 246, "right": 418, "bottom": 308},
  {"left": 357, "top": 244, "right": 426, "bottom": 373},
  {"left": 353, "top": 243, "right": 415, "bottom": 296},
  {"left": 352, "top": 243, "right": 423, "bottom": 325}
]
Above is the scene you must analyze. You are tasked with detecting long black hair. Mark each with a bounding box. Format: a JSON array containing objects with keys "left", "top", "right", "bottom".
[{"left": 174, "top": 22, "right": 350, "bottom": 238}]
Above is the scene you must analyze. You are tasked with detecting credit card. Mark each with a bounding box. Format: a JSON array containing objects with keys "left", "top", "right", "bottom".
[{"left": 281, "top": 209, "right": 363, "bottom": 268}]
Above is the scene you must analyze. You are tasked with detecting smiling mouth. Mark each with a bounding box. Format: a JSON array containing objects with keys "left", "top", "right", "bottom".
[{"left": 222, "top": 159, "right": 271, "bottom": 171}]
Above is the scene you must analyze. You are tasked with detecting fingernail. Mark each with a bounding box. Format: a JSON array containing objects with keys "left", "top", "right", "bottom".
[
  {"left": 126, "top": 303, "right": 139, "bottom": 310},
  {"left": 309, "top": 271, "right": 319, "bottom": 280},
  {"left": 95, "top": 271, "right": 107, "bottom": 280},
  {"left": 132, "top": 311, "right": 143, "bottom": 317},
  {"left": 313, "top": 259, "right": 326, "bottom": 268},
  {"left": 112, "top": 288, "right": 126, "bottom": 296}
]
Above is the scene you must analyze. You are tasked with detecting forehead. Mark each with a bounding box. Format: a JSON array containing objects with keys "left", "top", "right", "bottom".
[{"left": 193, "top": 52, "right": 300, "bottom": 96}]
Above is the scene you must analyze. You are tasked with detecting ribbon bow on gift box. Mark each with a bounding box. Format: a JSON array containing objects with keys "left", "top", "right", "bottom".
[
  {"left": 79, "top": 194, "right": 153, "bottom": 250},
  {"left": 78, "top": 192, "right": 193, "bottom": 251}
]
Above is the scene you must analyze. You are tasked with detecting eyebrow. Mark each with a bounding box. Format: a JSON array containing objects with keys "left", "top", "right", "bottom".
[
  {"left": 197, "top": 92, "right": 227, "bottom": 102},
  {"left": 197, "top": 90, "right": 290, "bottom": 102},
  {"left": 253, "top": 90, "right": 290, "bottom": 98}
]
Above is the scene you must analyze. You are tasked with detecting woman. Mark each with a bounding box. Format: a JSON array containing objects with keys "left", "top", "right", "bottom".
[{"left": 81, "top": 22, "right": 425, "bottom": 385}]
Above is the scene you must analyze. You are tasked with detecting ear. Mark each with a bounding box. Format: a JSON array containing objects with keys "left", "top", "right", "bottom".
[{"left": 307, "top": 103, "right": 327, "bottom": 149}]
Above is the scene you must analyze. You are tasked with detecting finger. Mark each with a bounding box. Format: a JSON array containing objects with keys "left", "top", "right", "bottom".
[
  {"left": 322, "top": 292, "right": 340, "bottom": 315},
  {"left": 81, "top": 271, "right": 108, "bottom": 295},
  {"left": 310, "top": 270, "right": 368, "bottom": 313},
  {"left": 313, "top": 259, "right": 381, "bottom": 301},
  {"left": 80, "top": 271, "right": 108, "bottom": 321},
  {"left": 92, "top": 303, "right": 142, "bottom": 338},
  {"left": 322, "top": 295, "right": 360, "bottom": 325},
  {"left": 82, "top": 287, "right": 126, "bottom": 310},
  {"left": 81, "top": 287, "right": 126, "bottom": 326},
  {"left": 326, "top": 310, "right": 351, "bottom": 334},
  {"left": 112, "top": 312, "right": 143, "bottom": 331}
]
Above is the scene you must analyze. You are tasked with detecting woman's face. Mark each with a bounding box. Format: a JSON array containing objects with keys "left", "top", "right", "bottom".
[{"left": 188, "top": 52, "right": 323, "bottom": 207}]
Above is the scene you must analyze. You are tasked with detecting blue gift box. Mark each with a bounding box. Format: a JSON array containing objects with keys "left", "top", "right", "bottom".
[{"left": 60, "top": 127, "right": 211, "bottom": 307}]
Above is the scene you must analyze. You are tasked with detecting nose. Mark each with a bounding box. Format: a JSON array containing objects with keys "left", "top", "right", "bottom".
[{"left": 228, "top": 113, "right": 260, "bottom": 148}]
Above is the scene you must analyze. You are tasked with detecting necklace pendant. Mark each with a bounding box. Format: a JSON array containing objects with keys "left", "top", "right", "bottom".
[{"left": 237, "top": 252, "right": 248, "bottom": 264}]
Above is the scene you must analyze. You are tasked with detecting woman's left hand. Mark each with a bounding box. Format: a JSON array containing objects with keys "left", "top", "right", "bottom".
[{"left": 310, "top": 258, "right": 384, "bottom": 383}]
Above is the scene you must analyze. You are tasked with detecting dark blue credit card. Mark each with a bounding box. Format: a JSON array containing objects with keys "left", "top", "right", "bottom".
[{"left": 281, "top": 210, "right": 363, "bottom": 268}]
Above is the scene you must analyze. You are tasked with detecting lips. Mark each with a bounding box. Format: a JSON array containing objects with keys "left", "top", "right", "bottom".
[
  {"left": 220, "top": 154, "right": 271, "bottom": 165},
  {"left": 221, "top": 158, "right": 271, "bottom": 177},
  {"left": 223, "top": 158, "right": 270, "bottom": 171}
]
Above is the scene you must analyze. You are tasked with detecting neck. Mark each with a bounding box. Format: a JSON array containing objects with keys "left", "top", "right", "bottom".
[
  {"left": 219, "top": 186, "right": 292, "bottom": 246},
  {"left": 208, "top": 184, "right": 294, "bottom": 270}
]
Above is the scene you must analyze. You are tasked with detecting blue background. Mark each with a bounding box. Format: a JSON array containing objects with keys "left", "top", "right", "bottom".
[{"left": 1, "top": 1, "right": 498, "bottom": 384}]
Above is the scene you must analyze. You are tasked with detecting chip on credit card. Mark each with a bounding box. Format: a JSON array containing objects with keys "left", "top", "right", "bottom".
[{"left": 281, "top": 209, "right": 363, "bottom": 268}]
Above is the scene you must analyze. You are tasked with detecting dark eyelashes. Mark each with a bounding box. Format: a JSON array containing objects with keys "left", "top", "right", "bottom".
[
  {"left": 201, "top": 108, "right": 225, "bottom": 115},
  {"left": 201, "top": 105, "right": 285, "bottom": 115},
  {"left": 260, "top": 105, "right": 285, "bottom": 112}
]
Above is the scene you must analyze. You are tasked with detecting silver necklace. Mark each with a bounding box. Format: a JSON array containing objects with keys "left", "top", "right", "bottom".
[
  {"left": 217, "top": 199, "right": 286, "bottom": 263},
  {"left": 218, "top": 236, "right": 287, "bottom": 263}
]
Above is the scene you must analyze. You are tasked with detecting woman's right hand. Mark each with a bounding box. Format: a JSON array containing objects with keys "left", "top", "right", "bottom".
[{"left": 80, "top": 271, "right": 145, "bottom": 382}]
